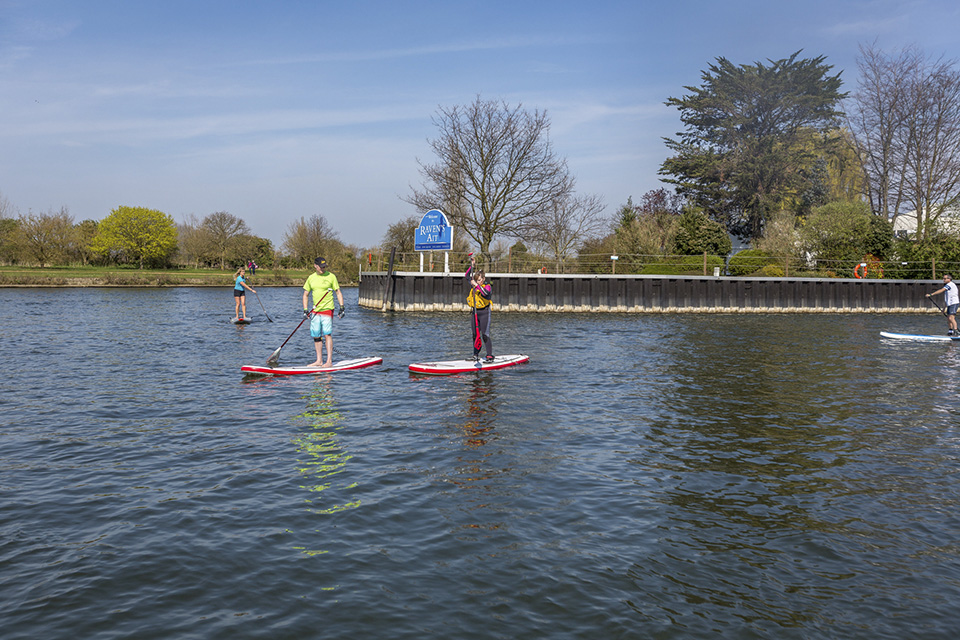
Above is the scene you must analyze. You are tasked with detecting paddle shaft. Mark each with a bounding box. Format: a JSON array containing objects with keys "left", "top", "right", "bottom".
[
  {"left": 266, "top": 290, "right": 331, "bottom": 364},
  {"left": 473, "top": 304, "right": 482, "bottom": 350},
  {"left": 254, "top": 291, "right": 273, "bottom": 322},
  {"left": 927, "top": 294, "right": 947, "bottom": 316},
  {"left": 469, "top": 260, "right": 486, "bottom": 352}
]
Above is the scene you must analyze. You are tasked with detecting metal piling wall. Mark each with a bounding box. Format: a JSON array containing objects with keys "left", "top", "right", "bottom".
[{"left": 358, "top": 271, "right": 938, "bottom": 313}]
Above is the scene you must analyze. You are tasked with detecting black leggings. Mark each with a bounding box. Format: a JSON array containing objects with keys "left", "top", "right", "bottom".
[{"left": 471, "top": 307, "right": 493, "bottom": 357}]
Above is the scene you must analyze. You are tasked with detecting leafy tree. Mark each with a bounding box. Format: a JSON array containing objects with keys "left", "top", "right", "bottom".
[
  {"left": 728, "top": 249, "right": 782, "bottom": 276},
  {"left": 673, "top": 206, "right": 732, "bottom": 256},
  {"left": 755, "top": 210, "right": 801, "bottom": 257},
  {"left": 227, "top": 234, "right": 274, "bottom": 269},
  {"left": 17, "top": 207, "right": 75, "bottom": 267},
  {"left": 891, "top": 233, "right": 960, "bottom": 278},
  {"left": 506, "top": 241, "right": 535, "bottom": 272},
  {"left": 661, "top": 51, "right": 847, "bottom": 241},
  {"left": 622, "top": 190, "right": 683, "bottom": 252},
  {"left": 799, "top": 157, "right": 831, "bottom": 215},
  {"left": 202, "top": 211, "right": 250, "bottom": 270},
  {"left": 407, "top": 95, "right": 574, "bottom": 254},
  {"left": 92, "top": 206, "right": 178, "bottom": 268},
  {"left": 613, "top": 190, "right": 684, "bottom": 272},
  {"left": 798, "top": 200, "right": 892, "bottom": 266}
]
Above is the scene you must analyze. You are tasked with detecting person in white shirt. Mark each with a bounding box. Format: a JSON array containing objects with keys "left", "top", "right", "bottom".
[{"left": 927, "top": 274, "right": 959, "bottom": 335}]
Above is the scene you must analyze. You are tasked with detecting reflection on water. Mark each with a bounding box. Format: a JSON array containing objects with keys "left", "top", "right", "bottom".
[
  {"left": 456, "top": 374, "right": 499, "bottom": 449},
  {"left": 290, "top": 376, "right": 357, "bottom": 557}
]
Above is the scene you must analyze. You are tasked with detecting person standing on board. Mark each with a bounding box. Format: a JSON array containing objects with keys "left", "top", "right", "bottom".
[
  {"left": 466, "top": 254, "right": 494, "bottom": 362},
  {"left": 927, "top": 274, "right": 960, "bottom": 335},
  {"left": 302, "top": 257, "right": 345, "bottom": 367},
  {"left": 233, "top": 266, "right": 256, "bottom": 321}
]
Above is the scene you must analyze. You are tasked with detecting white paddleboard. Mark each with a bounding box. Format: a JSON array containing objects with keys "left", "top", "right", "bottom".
[
  {"left": 241, "top": 356, "right": 382, "bottom": 376},
  {"left": 408, "top": 354, "right": 529, "bottom": 375},
  {"left": 880, "top": 331, "right": 960, "bottom": 342},
  {"left": 231, "top": 317, "right": 252, "bottom": 325}
]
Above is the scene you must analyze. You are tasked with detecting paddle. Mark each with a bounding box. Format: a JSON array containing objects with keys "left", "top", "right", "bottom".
[
  {"left": 254, "top": 291, "right": 273, "bottom": 322},
  {"left": 266, "top": 290, "right": 331, "bottom": 366},
  {"left": 468, "top": 253, "right": 483, "bottom": 357},
  {"left": 473, "top": 305, "right": 482, "bottom": 353},
  {"left": 927, "top": 294, "right": 947, "bottom": 316}
]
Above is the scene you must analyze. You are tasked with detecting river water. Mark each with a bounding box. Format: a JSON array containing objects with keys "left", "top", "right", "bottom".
[{"left": 2, "top": 286, "right": 959, "bottom": 639}]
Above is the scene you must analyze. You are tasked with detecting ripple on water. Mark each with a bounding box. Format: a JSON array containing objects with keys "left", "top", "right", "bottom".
[{"left": 2, "top": 293, "right": 960, "bottom": 639}]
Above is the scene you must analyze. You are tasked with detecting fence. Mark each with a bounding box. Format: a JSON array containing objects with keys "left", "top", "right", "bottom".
[{"left": 359, "top": 251, "right": 960, "bottom": 280}]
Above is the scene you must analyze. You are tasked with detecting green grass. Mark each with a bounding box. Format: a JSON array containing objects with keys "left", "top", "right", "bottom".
[{"left": 0, "top": 265, "right": 311, "bottom": 287}]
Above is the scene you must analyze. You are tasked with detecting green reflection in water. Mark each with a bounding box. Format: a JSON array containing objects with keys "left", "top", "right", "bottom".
[{"left": 290, "top": 376, "right": 359, "bottom": 560}]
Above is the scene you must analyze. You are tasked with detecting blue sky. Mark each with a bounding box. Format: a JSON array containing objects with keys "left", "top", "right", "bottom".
[{"left": 2, "top": 0, "right": 960, "bottom": 250}]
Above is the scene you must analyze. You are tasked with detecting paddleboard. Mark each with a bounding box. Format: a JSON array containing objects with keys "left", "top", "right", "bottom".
[
  {"left": 241, "top": 356, "right": 382, "bottom": 376},
  {"left": 880, "top": 331, "right": 960, "bottom": 342},
  {"left": 408, "top": 354, "right": 529, "bottom": 375},
  {"left": 231, "top": 317, "right": 252, "bottom": 325}
]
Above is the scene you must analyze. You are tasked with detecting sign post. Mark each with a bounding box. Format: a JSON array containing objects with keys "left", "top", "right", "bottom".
[{"left": 414, "top": 209, "right": 453, "bottom": 273}]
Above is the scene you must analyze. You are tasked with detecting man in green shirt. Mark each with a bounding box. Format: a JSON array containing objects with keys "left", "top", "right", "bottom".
[{"left": 302, "top": 257, "right": 345, "bottom": 367}]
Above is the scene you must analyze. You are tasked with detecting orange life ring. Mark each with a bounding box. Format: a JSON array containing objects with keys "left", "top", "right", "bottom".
[{"left": 854, "top": 257, "right": 884, "bottom": 279}]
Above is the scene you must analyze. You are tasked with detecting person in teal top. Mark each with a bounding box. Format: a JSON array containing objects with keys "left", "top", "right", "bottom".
[
  {"left": 233, "top": 266, "right": 256, "bottom": 321},
  {"left": 302, "top": 257, "right": 345, "bottom": 367}
]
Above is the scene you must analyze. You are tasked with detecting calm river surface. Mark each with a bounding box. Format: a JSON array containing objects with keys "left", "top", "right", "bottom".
[{"left": 2, "top": 286, "right": 960, "bottom": 639}]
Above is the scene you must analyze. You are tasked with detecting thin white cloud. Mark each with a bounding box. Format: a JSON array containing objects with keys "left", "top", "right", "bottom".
[
  {"left": 228, "top": 33, "right": 605, "bottom": 67},
  {"left": 0, "top": 104, "right": 430, "bottom": 142},
  {"left": 821, "top": 16, "right": 904, "bottom": 37}
]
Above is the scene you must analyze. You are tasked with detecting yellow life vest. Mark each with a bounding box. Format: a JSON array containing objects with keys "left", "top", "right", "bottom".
[{"left": 467, "top": 287, "right": 491, "bottom": 309}]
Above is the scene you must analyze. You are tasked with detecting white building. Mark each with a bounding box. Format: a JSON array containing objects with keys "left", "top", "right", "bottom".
[{"left": 892, "top": 206, "right": 960, "bottom": 237}]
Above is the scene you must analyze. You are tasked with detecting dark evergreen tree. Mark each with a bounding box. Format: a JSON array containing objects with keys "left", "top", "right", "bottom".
[{"left": 660, "top": 51, "right": 846, "bottom": 241}]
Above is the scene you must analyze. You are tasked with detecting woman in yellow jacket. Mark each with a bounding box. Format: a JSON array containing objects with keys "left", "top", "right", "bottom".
[{"left": 465, "top": 254, "right": 493, "bottom": 362}]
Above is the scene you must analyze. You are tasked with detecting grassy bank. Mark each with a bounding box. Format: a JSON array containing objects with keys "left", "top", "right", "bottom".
[{"left": 0, "top": 266, "right": 322, "bottom": 287}]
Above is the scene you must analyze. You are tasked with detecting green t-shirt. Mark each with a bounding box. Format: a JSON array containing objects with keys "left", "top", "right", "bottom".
[{"left": 303, "top": 272, "right": 340, "bottom": 311}]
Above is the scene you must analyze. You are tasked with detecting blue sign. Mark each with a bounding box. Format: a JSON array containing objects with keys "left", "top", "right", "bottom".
[{"left": 414, "top": 209, "right": 453, "bottom": 251}]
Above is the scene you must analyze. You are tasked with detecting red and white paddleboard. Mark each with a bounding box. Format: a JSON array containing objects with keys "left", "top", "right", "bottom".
[
  {"left": 241, "top": 356, "right": 382, "bottom": 376},
  {"left": 408, "top": 354, "right": 529, "bottom": 375}
]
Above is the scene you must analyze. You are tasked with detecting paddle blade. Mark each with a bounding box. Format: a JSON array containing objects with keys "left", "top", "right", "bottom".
[{"left": 266, "top": 347, "right": 282, "bottom": 366}]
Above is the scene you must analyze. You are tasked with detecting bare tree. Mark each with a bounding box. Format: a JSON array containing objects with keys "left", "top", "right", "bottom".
[
  {"left": 380, "top": 214, "right": 420, "bottom": 254},
  {"left": 17, "top": 207, "right": 75, "bottom": 267},
  {"left": 900, "top": 56, "right": 960, "bottom": 238},
  {"left": 282, "top": 214, "right": 341, "bottom": 267},
  {"left": 202, "top": 211, "right": 250, "bottom": 269},
  {"left": 0, "top": 190, "right": 16, "bottom": 219},
  {"left": 177, "top": 214, "right": 214, "bottom": 267},
  {"left": 407, "top": 96, "right": 574, "bottom": 254},
  {"left": 73, "top": 219, "right": 99, "bottom": 265},
  {"left": 847, "top": 44, "right": 960, "bottom": 239},
  {"left": 527, "top": 193, "right": 606, "bottom": 273}
]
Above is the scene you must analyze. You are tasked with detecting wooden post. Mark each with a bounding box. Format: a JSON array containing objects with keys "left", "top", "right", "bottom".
[
  {"left": 703, "top": 251, "right": 708, "bottom": 276},
  {"left": 381, "top": 247, "right": 396, "bottom": 311}
]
